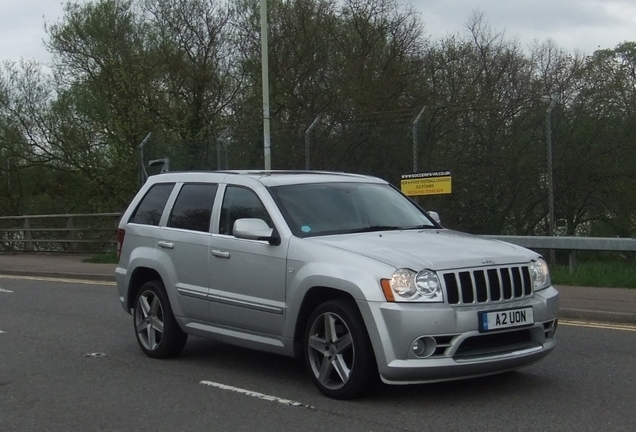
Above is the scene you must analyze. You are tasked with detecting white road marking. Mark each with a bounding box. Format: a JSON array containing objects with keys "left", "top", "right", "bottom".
[
  {"left": 0, "top": 274, "right": 114, "bottom": 286},
  {"left": 560, "top": 319, "right": 636, "bottom": 332},
  {"left": 0, "top": 286, "right": 8, "bottom": 332},
  {"left": 200, "top": 381, "right": 314, "bottom": 409}
]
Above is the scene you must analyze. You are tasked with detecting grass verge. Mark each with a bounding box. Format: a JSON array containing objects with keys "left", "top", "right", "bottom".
[
  {"left": 83, "top": 253, "right": 118, "bottom": 264},
  {"left": 551, "top": 261, "right": 636, "bottom": 288}
]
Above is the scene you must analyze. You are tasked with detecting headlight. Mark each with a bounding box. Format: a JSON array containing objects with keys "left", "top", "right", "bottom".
[
  {"left": 530, "top": 258, "right": 551, "bottom": 291},
  {"left": 381, "top": 269, "right": 443, "bottom": 302}
]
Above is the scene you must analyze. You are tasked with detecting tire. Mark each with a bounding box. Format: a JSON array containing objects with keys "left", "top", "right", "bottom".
[
  {"left": 134, "top": 280, "right": 187, "bottom": 359},
  {"left": 303, "top": 299, "right": 378, "bottom": 399}
]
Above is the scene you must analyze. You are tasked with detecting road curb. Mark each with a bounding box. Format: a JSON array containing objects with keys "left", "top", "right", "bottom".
[
  {"left": 0, "top": 270, "right": 115, "bottom": 283},
  {"left": 559, "top": 308, "right": 636, "bottom": 325}
]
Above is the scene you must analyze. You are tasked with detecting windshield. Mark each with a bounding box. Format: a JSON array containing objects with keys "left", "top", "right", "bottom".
[{"left": 269, "top": 182, "right": 437, "bottom": 238}]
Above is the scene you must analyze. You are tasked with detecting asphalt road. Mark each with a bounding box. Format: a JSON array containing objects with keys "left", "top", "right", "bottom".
[{"left": 1, "top": 276, "right": 635, "bottom": 432}]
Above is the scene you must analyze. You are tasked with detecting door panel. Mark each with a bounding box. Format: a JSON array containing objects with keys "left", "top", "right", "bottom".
[
  {"left": 208, "top": 185, "right": 287, "bottom": 335},
  {"left": 159, "top": 229, "right": 210, "bottom": 321},
  {"left": 159, "top": 183, "right": 217, "bottom": 321}
]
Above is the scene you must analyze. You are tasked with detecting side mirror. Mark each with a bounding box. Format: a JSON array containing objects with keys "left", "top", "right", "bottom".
[
  {"left": 428, "top": 211, "right": 441, "bottom": 225},
  {"left": 233, "top": 218, "right": 278, "bottom": 243}
]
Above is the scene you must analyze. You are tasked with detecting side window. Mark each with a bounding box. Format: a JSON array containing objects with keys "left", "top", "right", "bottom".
[
  {"left": 168, "top": 183, "right": 218, "bottom": 232},
  {"left": 219, "top": 186, "right": 272, "bottom": 236},
  {"left": 129, "top": 183, "right": 175, "bottom": 226}
]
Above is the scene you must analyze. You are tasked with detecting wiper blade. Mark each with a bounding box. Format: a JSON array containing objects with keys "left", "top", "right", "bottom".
[
  {"left": 349, "top": 225, "right": 403, "bottom": 233},
  {"left": 404, "top": 224, "right": 437, "bottom": 230}
]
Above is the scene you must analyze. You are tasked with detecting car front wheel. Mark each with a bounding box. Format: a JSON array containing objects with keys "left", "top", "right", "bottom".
[
  {"left": 134, "top": 280, "right": 187, "bottom": 359},
  {"left": 304, "top": 299, "right": 377, "bottom": 399}
]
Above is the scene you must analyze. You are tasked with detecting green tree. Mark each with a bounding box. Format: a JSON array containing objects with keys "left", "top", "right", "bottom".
[
  {"left": 420, "top": 15, "right": 544, "bottom": 234},
  {"left": 143, "top": 0, "right": 245, "bottom": 169}
]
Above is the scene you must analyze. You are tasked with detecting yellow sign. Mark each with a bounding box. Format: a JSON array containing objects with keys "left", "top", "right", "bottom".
[{"left": 401, "top": 171, "right": 452, "bottom": 196}]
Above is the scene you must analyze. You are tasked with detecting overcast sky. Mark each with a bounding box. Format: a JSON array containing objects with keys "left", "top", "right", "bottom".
[
  {"left": 412, "top": 0, "right": 636, "bottom": 53},
  {"left": 1, "top": 0, "right": 635, "bottom": 66}
]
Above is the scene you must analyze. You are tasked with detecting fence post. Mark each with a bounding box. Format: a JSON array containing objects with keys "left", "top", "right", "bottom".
[
  {"left": 412, "top": 106, "right": 426, "bottom": 173},
  {"left": 305, "top": 116, "right": 320, "bottom": 170},
  {"left": 23, "top": 218, "right": 34, "bottom": 252},
  {"left": 568, "top": 250, "right": 577, "bottom": 274},
  {"left": 67, "top": 216, "right": 77, "bottom": 252}
]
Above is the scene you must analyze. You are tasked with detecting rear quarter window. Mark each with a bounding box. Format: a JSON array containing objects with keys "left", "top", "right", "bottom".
[{"left": 129, "top": 183, "right": 175, "bottom": 226}]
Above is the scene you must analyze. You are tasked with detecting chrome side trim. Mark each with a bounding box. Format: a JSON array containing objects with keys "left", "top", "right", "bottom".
[
  {"left": 207, "top": 294, "right": 284, "bottom": 315},
  {"left": 177, "top": 287, "right": 284, "bottom": 315},
  {"left": 177, "top": 287, "right": 209, "bottom": 300}
]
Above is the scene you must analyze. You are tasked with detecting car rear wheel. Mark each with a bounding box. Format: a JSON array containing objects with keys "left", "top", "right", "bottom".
[
  {"left": 134, "top": 280, "right": 187, "bottom": 359},
  {"left": 304, "top": 299, "right": 377, "bottom": 399}
]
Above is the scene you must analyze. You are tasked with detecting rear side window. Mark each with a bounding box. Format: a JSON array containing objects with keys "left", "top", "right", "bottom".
[
  {"left": 129, "top": 183, "right": 175, "bottom": 226},
  {"left": 168, "top": 183, "right": 218, "bottom": 232}
]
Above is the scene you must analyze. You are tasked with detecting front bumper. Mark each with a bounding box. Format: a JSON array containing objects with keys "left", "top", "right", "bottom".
[{"left": 358, "top": 286, "right": 559, "bottom": 384}]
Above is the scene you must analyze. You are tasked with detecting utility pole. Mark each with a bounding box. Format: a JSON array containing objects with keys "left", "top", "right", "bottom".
[
  {"left": 260, "top": 0, "right": 271, "bottom": 170},
  {"left": 546, "top": 96, "right": 557, "bottom": 263}
]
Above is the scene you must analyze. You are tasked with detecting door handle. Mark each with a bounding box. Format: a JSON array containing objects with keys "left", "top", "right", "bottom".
[
  {"left": 158, "top": 241, "right": 174, "bottom": 249},
  {"left": 211, "top": 249, "right": 231, "bottom": 259}
]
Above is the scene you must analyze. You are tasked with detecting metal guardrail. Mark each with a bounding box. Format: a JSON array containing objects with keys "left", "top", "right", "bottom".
[
  {"left": 486, "top": 235, "right": 636, "bottom": 251},
  {"left": 0, "top": 213, "right": 122, "bottom": 253},
  {"left": 486, "top": 235, "right": 636, "bottom": 272},
  {"left": 1, "top": 213, "right": 634, "bottom": 268}
]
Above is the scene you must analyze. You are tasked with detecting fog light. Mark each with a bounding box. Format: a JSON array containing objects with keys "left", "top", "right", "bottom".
[
  {"left": 412, "top": 339, "right": 427, "bottom": 357},
  {"left": 411, "top": 336, "right": 437, "bottom": 358}
]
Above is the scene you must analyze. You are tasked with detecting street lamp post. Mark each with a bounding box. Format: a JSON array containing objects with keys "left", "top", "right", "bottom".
[
  {"left": 260, "top": 0, "right": 271, "bottom": 170},
  {"left": 546, "top": 96, "right": 557, "bottom": 263}
]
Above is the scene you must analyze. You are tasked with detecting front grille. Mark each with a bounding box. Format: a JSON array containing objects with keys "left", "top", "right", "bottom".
[{"left": 443, "top": 265, "right": 533, "bottom": 305}]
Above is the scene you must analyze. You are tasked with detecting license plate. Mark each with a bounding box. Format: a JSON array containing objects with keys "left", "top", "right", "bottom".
[{"left": 479, "top": 307, "right": 534, "bottom": 332}]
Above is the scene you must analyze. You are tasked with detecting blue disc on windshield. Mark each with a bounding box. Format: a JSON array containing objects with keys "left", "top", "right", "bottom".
[{"left": 301, "top": 225, "right": 312, "bottom": 233}]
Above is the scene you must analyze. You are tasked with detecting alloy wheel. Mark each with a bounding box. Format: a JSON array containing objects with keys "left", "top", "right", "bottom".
[
  {"left": 307, "top": 311, "right": 355, "bottom": 390},
  {"left": 135, "top": 290, "right": 165, "bottom": 351}
]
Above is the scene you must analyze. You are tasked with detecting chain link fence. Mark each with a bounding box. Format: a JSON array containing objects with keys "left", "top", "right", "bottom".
[{"left": 142, "top": 104, "right": 632, "bottom": 242}]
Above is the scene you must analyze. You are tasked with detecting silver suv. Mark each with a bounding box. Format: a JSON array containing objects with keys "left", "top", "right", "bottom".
[{"left": 116, "top": 171, "right": 559, "bottom": 399}]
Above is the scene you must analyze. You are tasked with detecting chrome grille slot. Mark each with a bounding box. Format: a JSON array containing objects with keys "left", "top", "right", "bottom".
[
  {"left": 444, "top": 273, "right": 459, "bottom": 304},
  {"left": 512, "top": 267, "right": 522, "bottom": 297},
  {"left": 474, "top": 270, "right": 487, "bottom": 302},
  {"left": 459, "top": 271, "right": 473, "bottom": 303},
  {"left": 443, "top": 265, "right": 534, "bottom": 305},
  {"left": 501, "top": 268, "right": 512, "bottom": 299},
  {"left": 487, "top": 269, "right": 501, "bottom": 301}
]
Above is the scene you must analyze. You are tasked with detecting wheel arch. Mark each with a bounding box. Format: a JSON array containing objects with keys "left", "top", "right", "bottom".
[
  {"left": 292, "top": 286, "right": 357, "bottom": 359},
  {"left": 126, "top": 266, "right": 163, "bottom": 311}
]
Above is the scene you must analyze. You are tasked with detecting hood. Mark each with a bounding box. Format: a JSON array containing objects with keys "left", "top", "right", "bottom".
[{"left": 308, "top": 229, "right": 536, "bottom": 271}]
